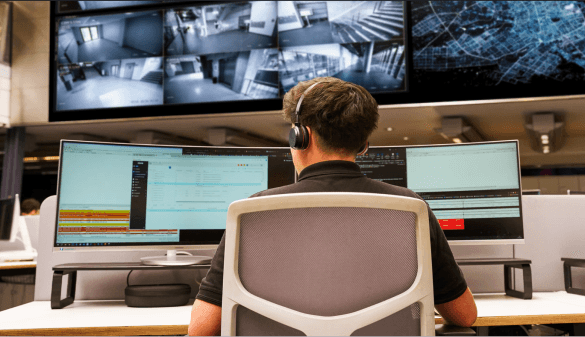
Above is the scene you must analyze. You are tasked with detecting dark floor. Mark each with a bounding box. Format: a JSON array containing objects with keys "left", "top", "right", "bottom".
[
  {"left": 164, "top": 74, "right": 251, "bottom": 104},
  {"left": 77, "top": 39, "right": 155, "bottom": 63},
  {"left": 166, "top": 29, "right": 275, "bottom": 56},
  {"left": 279, "top": 21, "right": 335, "bottom": 47},
  {"left": 56, "top": 68, "right": 163, "bottom": 110},
  {"left": 333, "top": 63, "right": 404, "bottom": 92}
]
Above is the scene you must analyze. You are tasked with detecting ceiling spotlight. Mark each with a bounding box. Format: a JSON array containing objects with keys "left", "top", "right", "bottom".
[
  {"left": 435, "top": 117, "right": 484, "bottom": 143},
  {"left": 386, "top": 127, "right": 393, "bottom": 132},
  {"left": 403, "top": 137, "right": 409, "bottom": 141},
  {"left": 524, "top": 113, "right": 565, "bottom": 154}
]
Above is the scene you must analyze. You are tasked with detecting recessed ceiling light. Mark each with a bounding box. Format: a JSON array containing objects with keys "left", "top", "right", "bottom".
[
  {"left": 403, "top": 137, "right": 409, "bottom": 141},
  {"left": 543, "top": 146, "right": 550, "bottom": 154},
  {"left": 386, "top": 127, "right": 393, "bottom": 132},
  {"left": 452, "top": 138, "right": 462, "bottom": 143}
]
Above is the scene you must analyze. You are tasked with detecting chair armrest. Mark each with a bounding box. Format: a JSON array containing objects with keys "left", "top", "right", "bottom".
[{"left": 435, "top": 324, "right": 476, "bottom": 336}]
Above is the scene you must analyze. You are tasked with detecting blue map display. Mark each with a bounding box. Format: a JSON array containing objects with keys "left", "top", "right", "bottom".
[{"left": 412, "top": 1, "right": 585, "bottom": 86}]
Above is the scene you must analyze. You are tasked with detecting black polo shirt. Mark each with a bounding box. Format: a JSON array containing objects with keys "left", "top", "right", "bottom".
[{"left": 195, "top": 160, "right": 468, "bottom": 307}]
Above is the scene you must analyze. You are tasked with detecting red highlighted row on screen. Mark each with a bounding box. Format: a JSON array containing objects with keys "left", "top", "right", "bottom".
[{"left": 438, "top": 219, "right": 464, "bottom": 230}]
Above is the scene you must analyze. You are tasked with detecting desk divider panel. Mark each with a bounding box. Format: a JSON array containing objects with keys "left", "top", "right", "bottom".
[
  {"left": 515, "top": 195, "right": 585, "bottom": 293},
  {"left": 35, "top": 196, "right": 214, "bottom": 301},
  {"left": 35, "top": 194, "right": 585, "bottom": 301}
]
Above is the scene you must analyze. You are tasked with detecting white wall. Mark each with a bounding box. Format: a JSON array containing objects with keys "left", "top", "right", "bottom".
[{"left": 102, "top": 20, "right": 124, "bottom": 46}]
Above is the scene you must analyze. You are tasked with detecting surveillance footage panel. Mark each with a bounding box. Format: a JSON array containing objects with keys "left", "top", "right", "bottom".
[
  {"left": 164, "top": 2, "right": 277, "bottom": 56},
  {"left": 279, "top": 40, "right": 406, "bottom": 94},
  {"left": 412, "top": 1, "right": 585, "bottom": 90},
  {"left": 278, "top": 1, "right": 405, "bottom": 47},
  {"left": 164, "top": 48, "right": 279, "bottom": 105},
  {"left": 56, "top": 58, "right": 164, "bottom": 111},
  {"left": 57, "top": 1, "right": 163, "bottom": 14},
  {"left": 57, "top": 11, "right": 163, "bottom": 65}
]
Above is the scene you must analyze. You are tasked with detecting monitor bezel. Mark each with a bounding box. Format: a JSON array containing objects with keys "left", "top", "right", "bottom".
[
  {"left": 366, "top": 140, "right": 524, "bottom": 245},
  {"left": 53, "top": 140, "right": 293, "bottom": 252}
]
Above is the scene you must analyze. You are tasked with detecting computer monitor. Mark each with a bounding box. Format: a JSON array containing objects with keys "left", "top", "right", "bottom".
[
  {"left": 53, "top": 141, "right": 295, "bottom": 263},
  {"left": 0, "top": 195, "right": 20, "bottom": 243},
  {"left": 568, "top": 190, "right": 585, "bottom": 195},
  {"left": 522, "top": 189, "right": 541, "bottom": 195},
  {"left": 356, "top": 140, "right": 524, "bottom": 245}
]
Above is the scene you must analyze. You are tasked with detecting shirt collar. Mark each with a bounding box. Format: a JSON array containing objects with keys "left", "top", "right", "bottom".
[{"left": 298, "top": 160, "right": 363, "bottom": 181}]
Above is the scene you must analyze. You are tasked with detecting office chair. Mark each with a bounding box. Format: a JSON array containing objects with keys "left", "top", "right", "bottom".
[{"left": 221, "top": 192, "right": 436, "bottom": 336}]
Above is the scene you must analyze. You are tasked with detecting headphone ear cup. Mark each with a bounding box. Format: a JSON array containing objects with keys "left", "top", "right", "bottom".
[{"left": 289, "top": 126, "right": 309, "bottom": 150}]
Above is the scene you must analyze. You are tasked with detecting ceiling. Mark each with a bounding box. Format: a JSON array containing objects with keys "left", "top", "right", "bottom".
[{"left": 4, "top": 94, "right": 585, "bottom": 169}]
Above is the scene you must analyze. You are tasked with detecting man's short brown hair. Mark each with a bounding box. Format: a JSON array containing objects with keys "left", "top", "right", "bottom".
[
  {"left": 283, "top": 77, "right": 379, "bottom": 155},
  {"left": 21, "top": 198, "right": 40, "bottom": 214}
]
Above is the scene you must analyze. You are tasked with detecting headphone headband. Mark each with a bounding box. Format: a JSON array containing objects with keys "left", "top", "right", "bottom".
[{"left": 294, "top": 81, "right": 322, "bottom": 123}]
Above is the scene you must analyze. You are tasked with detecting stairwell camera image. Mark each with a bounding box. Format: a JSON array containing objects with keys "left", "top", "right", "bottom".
[
  {"left": 280, "top": 40, "right": 406, "bottom": 94},
  {"left": 164, "top": 2, "right": 277, "bottom": 56},
  {"left": 278, "top": 1, "right": 404, "bottom": 47},
  {"left": 164, "top": 49, "right": 279, "bottom": 104},
  {"left": 57, "top": 11, "right": 163, "bottom": 65},
  {"left": 56, "top": 58, "right": 163, "bottom": 111}
]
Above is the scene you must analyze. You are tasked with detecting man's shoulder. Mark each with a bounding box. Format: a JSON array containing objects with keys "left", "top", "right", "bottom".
[
  {"left": 361, "top": 178, "right": 423, "bottom": 200},
  {"left": 249, "top": 183, "right": 306, "bottom": 198}
]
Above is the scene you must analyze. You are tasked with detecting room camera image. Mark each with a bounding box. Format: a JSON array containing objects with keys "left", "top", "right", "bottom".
[
  {"left": 278, "top": 1, "right": 404, "bottom": 47},
  {"left": 57, "top": 11, "right": 163, "bottom": 64},
  {"left": 164, "top": 2, "right": 277, "bottom": 56},
  {"left": 56, "top": 57, "right": 163, "bottom": 111},
  {"left": 164, "top": 49, "right": 279, "bottom": 104},
  {"left": 279, "top": 41, "right": 405, "bottom": 93},
  {"left": 58, "top": 1, "right": 161, "bottom": 13}
]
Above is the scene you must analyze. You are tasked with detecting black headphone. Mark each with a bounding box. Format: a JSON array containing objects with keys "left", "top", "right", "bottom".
[{"left": 288, "top": 82, "right": 369, "bottom": 155}]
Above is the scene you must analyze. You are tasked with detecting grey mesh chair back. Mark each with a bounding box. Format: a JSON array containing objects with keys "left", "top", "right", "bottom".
[{"left": 221, "top": 193, "right": 434, "bottom": 336}]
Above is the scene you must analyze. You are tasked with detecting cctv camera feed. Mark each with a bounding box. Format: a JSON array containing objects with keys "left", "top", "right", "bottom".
[
  {"left": 164, "top": 49, "right": 279, "bottom": 104},
  {"left": 56, "top": 58, "right": 164, "bottom": 110},
  {"left": 164, "top": 2, "right": 277, "bottom": 56},
  {"left": 57, "top": 1, "right": 162, "bottom": 13},
  {"left": 412, "top": 1, "right": 585, "bottom": 88},
  {"left": 278, "top": 1, "right": 406, "bottom": 94},
  {"left": 52, "top": 1, "right": 409, "bottom": 115},
  {"left": 57, "top": 11, "right": 163, "bottom": 65}
]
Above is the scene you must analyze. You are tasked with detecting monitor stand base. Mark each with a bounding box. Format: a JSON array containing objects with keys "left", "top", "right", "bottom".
[{"left": 140, "top": 250, "right": 211, "bottom": 266}]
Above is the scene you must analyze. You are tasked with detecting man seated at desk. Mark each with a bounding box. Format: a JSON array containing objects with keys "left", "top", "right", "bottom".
[{"left": 189, "top": 77, "right": 477, "bottom": 335}]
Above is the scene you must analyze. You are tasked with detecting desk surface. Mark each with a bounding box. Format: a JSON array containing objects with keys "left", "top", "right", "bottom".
[
  {"left": 1, "top": 292, "right": 585, "bottom": 335},
  {"left": 0, "top": 261, "right": 36, "bottom": 270}
]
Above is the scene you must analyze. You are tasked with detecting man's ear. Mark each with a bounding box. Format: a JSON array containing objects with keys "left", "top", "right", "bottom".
[{"left": 305, "top": 126, "right": 313, "bottom": 149}]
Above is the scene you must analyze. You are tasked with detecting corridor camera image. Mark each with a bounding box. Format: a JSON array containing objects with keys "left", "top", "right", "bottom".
[
  {"left": 57, "top": 11, "right": 163, "bottom": 65},
  {"left": 58, "top": 1, "right": 161, "bottom": 13},
  {"left": 164, "top": 49, "right": 279, "bottom": 104},
  {"left": 279, "top": 41, "right": 406, "bottom": 94},
  {"left": 56, "top": 57, "right": 163, "bottom": 111},
  {"left": 278, "top": 1, "right": 405, "bottom": 47},
  {"left": 164, "top": 2, "right": 277, "bottom": 56}
]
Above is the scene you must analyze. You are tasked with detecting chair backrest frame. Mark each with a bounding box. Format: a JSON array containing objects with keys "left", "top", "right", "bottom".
[{"left": 221, "top": 192, "right": 434, "bottom": 336}]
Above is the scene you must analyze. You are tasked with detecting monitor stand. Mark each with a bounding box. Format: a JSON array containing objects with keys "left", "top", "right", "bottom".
[{"left": 140, "top": 250, "right": 211, "bottom": 266}]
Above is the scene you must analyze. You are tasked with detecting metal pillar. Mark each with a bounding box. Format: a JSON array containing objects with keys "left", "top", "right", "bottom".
[
  {"left": 364, "top": 41, "right": 375, "bottom": 73},
  {"left": 1, "top": 127, "right": 26, "bottom": 200}
]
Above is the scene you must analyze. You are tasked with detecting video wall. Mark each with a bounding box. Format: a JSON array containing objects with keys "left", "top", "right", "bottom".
[
  {"left": 51, "top": 1, "right": 407, "bottom": 120},
  {"left": 51, "top": 1, "right": 585, "bottom": 122}
]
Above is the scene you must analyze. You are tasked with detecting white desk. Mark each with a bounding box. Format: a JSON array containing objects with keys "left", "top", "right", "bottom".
[
  {"left": 1, "top": 292, "right": 585, "bottom": 336},
  {"left": 0, "top": 299, "right": 193, "bottom": 336}
]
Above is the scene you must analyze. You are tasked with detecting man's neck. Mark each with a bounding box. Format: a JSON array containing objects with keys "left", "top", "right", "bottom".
[{"left": 296, "top": 150, "right": 355, "bottom": 174}]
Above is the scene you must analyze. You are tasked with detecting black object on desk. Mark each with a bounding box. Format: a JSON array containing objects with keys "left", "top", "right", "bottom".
[
  {"left": 456, "top": 258, "right": 532, "bottom": 299},
  {"left": 562, "top": 258, "right": 585, "bottom": 296},
  {"left": 51, "top": 262, "right": 211, "bottom": 309}
]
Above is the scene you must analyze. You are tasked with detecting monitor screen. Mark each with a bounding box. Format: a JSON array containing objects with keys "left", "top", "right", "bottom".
[
  {"left": 0, "top": 198, "right": 16, "bottom": 241},
  {"left": 356, "top": 141, "right": 523, "bottom": 244},
  {"left": 50, "top": 1, "right": 409, "bottom": 121},
  {"left": 54, "top": 141, "right": 294, "bottom": 250}
]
